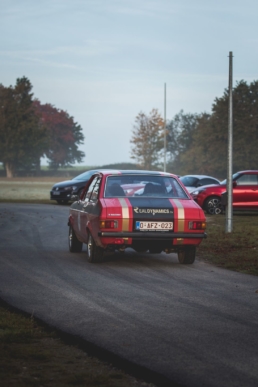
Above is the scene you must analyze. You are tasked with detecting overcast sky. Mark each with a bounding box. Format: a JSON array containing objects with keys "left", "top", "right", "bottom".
[{"left": 1, "top": 0, "right": 257, "bottom": 167}]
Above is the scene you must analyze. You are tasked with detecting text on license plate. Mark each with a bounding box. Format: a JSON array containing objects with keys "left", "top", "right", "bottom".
[
  {"left": 135, "top": 221, "right": 173, "bottom": 231},
  {"left": 53, "top": 192, "right": 60, "bottom": 195}
]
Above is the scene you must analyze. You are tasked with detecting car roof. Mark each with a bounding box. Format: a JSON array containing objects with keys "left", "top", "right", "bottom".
[
  {"left": 235, "top": 170, "right": 258, "bottom": 174},
  {"left": 180, "top": 174, "right": 219, "bottom": 179},
  {"left": 95, "top": 169, "right": 176, "bottom": 177}
]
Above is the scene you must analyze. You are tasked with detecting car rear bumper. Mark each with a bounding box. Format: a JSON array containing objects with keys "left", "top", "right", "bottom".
[{"left": 98, "top": 231, "right": 207, "bottom": 239}]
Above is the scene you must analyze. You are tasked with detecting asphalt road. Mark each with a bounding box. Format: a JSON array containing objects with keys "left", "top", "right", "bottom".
[{"left": 0, "top": 203, "right": 258, "bottom": 387}]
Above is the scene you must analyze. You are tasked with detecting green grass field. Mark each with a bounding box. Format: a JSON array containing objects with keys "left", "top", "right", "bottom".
[
  {"left": 198, "top": 213, "right": 258, "bottom": 275},
  {"left": 0, "top": 180, "right": 54, "bottom": 202},
  {"left": 0, "top": 177, "right": 69, "bottom": 203}
]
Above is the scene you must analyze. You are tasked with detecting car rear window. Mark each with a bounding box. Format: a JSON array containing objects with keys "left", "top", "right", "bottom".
[{"left": 104, "top": 175, "right": 188, "bottom": 199}]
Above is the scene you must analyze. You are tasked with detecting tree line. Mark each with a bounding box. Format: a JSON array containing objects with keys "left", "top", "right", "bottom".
[
  {"left": 0, "top": 77, "right": 84, "bottom": 177},
  {"left": 1, "top": 77, "right": 258, "bottom": 179},
  {"left": 131, "top": 80, "right": 258, "bottom": 179}
]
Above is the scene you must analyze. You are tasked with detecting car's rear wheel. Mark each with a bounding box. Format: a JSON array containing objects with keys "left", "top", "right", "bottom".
[
  {"left": 178, "top": 246, "right": 196, "bottom": 264},
  {"left": 87, "top": 232, "right": 104, "bottom": 263},
  {"left": 204, "top": 196, "right": 222, "bottom": 215},
  {"left": 68, "top": 226, "right": 83, "bottom": 252}
]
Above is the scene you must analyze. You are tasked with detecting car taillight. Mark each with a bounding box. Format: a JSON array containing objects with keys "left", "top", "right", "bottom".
[
  {"left": 114, "top": 238, "right": 124, "bottom": 244},
  {"left": 189, "top": 221, "right": 206, "bottom": 230},
  {"left": 99, "top": 220, "right": 118, "bottom": 229}
]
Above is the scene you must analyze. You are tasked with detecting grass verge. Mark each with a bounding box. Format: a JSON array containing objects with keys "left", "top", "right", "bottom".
[
  {"left": 198, "top": 213, "right": 258, "bottom": 275},
  {"left": 0, "top": 300, "right": 156, "bottom": 387}
]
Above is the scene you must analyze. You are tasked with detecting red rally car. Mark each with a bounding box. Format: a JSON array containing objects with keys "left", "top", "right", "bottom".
[{"left": 68, "top": 170, "right": 207, "bottom": 264}]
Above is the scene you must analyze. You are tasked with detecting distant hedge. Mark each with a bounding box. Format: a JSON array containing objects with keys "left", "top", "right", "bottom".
[{"left": 0, "top": 162, "right": 141, "bottom": 178}]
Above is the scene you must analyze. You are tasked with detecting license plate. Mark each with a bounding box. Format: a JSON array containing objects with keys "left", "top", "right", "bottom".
[
  {"left": 135, "top": 221, "right": 173, "bottom": 231},
  {"left": 53, "top": 192, "right": 60, "bottom": 195}
]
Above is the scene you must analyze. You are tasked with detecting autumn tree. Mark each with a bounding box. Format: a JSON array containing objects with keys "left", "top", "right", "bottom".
[
  {"left": 0, "top": 77, "right": 47, "bottom": 177},
  {"left": 130, "top": 109, "right": 164, "bottom": 169},
  {"left": 166, "top": 110, "right": 200, "bottom": 175},
  {"left": 208, "top": 80, "right": 258, "bottom": 176},
  {"left": 33, "top": 101, "right": 85, "bottom": 169},
  {"left": 178, "top": 80, "right": 258, "bottom": 178}
]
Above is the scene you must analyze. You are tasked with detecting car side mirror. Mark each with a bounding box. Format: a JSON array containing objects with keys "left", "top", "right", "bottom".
[{"left": 233, "top": 181, "right": 237, "bottom": 187}]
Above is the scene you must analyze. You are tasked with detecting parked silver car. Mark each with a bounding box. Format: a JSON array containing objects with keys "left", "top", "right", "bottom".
[{"left": 179, "top": 175, "right": 220, "bottom": 193}]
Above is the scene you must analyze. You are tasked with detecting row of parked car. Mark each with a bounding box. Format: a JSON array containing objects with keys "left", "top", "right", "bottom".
[
  {"left": 50, "top": 169, "right": 258, "bottom": 215},
  {"left": 190, "top": 171, "right": 258, "bottom": 214}
]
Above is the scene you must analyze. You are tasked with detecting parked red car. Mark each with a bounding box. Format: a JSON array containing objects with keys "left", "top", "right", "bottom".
[
  {"left": 191, "top": 170, "right": 258, "bottom": 215},
  {"left": 68, "top": 170, "right": 207, "bottom": 264}
]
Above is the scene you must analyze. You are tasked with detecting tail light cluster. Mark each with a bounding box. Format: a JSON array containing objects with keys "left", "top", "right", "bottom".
[
  {"left": 188, "top": 221, "right": 206, "bottom": 230},
  {"left": 99, "top": 220, "right": 118, "bottom": 229}
]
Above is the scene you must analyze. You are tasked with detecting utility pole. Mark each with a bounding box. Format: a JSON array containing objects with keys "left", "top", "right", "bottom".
[
  {"left": 164, "top": 83, "right": 167, "bottom": 172},
  {"left": 225, "top": 51, "right": 233, "bottom": 232}
]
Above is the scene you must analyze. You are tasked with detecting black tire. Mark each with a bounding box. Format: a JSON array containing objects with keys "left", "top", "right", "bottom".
[
  {"left": 87, "top": 232, "right": 104, "bottom": 263},
  {"left": 178, "top": 246, "right": 196, "bottom": 264},
  {"left": 68, "top": 226, "right": 83, "bottom": 252},
  {"left": 204, "top": 196, "right": 223, "bottom": 215}
]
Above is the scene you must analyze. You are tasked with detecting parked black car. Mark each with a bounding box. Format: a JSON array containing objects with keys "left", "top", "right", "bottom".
[{"left": 50, "top": 170, "right": 99, "bottom": 204}]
